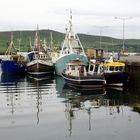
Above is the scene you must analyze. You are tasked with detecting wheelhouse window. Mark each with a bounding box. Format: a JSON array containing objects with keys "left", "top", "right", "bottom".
[
  {"left": 115, "top": 66, "right": 119, "bottom": 71},
  {"left": 95, "top": 65, "right": 98, "bottom": 73},
  {"left": 109, "top": 66, "right": 114, "bottom": 71},
  {"left": 90, "top": 65, "right": 93, "bottom": 71},
  {"left": 119, "top": 66, "right": 124, "bottom": 71},
  {"left": 71, "top": 66, "right": 75, "bottom": 70}
]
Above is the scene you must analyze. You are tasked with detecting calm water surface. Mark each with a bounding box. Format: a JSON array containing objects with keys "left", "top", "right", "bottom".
[{"left": 0, "top": 71, "right": 140, "bottom": 140}]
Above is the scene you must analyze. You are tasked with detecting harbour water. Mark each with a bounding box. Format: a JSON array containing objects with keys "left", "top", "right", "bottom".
[{"left": 0, "top": 69, "right": 140, "bottom": 140}]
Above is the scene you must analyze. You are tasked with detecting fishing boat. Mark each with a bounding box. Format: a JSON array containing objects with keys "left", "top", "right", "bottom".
[
  {"left": 55, "top": 12, "right": 88, "bottom": 76},
  {"left": 103, "top": 60, "right": 130, "bottom": 87},
  {"left": 1, "top": 32, "right": 26, "bottom": 74},
  {"left": 26, "top": 26, "right": 54, "bottom": 77},
  {"left": 62, "top": 59, "right": 106, "bottom": 90}
]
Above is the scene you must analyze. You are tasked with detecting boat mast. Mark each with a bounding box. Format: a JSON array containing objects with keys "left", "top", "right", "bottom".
[
  {"left": 50, "top": 32, "right": 53, "bottom": 49},
  {"left": 29, "top": 37, "right": 32, "bottom": 50},
  {"left": 68, "top": 10, "right": 86, "bottom": 55},
  {"left": 60, "top": 10, "right": 86, "bottom": 56},
  {"left": 60, "top": 11, "right": 74, "bottom": 55},
  {"left": 68, "top": 10, "right": 73, "bottom": 53},
  {"left": 17, "top": 31, "right": 21, "bottom": 52},
  {"left": 5, "top": 32, "right": 17, "bottom": 55},
  {"left": 69, "top": 10, "right": 73, "bottom": 33},
  {"left": 34, "top": 25, "right": 40, "bottom": 51}
]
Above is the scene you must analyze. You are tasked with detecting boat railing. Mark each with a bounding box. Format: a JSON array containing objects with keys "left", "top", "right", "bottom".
[{"left": 32, "top": 53, "right": 50, "bottom": 60}]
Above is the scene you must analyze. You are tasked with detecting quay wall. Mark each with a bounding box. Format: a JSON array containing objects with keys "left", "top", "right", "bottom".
[{"left": 121, "top": 55, "right": 140, "bottom": 88}]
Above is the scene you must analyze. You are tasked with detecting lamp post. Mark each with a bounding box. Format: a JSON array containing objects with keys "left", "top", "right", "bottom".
[
  {"left": 99, "top": 26, "right": 109, "bottom": 49},
  {"left": 115, "top": 17, "right": 131, "bottom": 51}
]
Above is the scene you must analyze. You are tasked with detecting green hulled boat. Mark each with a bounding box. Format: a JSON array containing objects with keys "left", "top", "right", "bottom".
[{"left": 55, "top": 12, "right": 88, "bottom": 76}]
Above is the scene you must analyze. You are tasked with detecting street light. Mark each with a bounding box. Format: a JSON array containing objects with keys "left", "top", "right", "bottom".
[
  {"left": 115, "top": 17, "right": 131, "bottom": 51},
  {"left": 99, "top": 26, "right": 109, "bottom": 48}
]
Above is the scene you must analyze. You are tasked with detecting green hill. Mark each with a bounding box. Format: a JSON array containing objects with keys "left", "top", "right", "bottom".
[{"left": 0, "top": 29, "right": 140, "bottom": 54}]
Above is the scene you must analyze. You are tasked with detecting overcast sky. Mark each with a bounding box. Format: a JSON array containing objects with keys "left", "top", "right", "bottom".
[{"left": 0, "top": 0, "right": 140, "bottom": 39}]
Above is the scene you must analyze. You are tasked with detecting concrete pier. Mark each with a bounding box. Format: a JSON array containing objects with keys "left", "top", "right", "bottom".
[
  {"left": 121, "top": 55, "right": 140, "bottom": 65},
  {"left": 121, "top": 55, "right": 140, "bottom": 88}
]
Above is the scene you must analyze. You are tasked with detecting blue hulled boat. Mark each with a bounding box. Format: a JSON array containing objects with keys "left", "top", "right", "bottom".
[
  {"left": 1, "top": 59, "right": 26, "bottom": 74},
  {"left": 1, "top": 33, "right": 26, "bottom": 74}
]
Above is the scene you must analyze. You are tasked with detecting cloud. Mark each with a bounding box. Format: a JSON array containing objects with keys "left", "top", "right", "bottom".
[{"left": 0, "top": 0, "right": 140, "bottom": 38}]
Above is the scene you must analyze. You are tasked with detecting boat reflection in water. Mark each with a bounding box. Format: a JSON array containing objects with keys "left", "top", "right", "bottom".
[
  {"left": 0, "top": 74, "right": 140, "bottom": 139},
  {"left": 56, "top": 75, "right": 133, "bottom": 137},
  {"left": 0, "top": 73, "right": 25, "bottom": 85},
  {"left": 27, "top": 73, "right": 54, "bottom": 82},
  {"left": 105, "top": 87, "right": 126, "bottom": 115},
  {"left": 0, "top": 73, "right": 55, "bottom": 125},
  {"left": 27, "top": 75, "right": 55, "bottom": 124},
  {"left": 60, "top": 84, "right": 106, "bottom": 136},
  {"left": 0, "top": 73, "right": 26, "bottom": 124}
]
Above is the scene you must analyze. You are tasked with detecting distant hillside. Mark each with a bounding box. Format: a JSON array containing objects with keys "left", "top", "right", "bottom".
[{"left": 0, "top": 29, "right": 140, "bottom": 53}]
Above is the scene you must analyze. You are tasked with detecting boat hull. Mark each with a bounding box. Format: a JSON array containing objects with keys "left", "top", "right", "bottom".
[
  {"left": 27, "top": 60, "right": 54, "bottom": 76},
  {"left": 1, "top": 60, "right": 26, "bottom": 74},
  {"left": 62, "top": 72, "right": 106, "bottom": 90},
  {"left": 55, "top": 53, "right": 88, "bottom": 76},
  {"left": 104, "top": 71, "right": 130, "bottom": 87}
]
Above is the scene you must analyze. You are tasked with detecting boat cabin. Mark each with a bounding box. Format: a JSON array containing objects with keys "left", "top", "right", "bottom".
[
  {"left": 103, "top": 62, "right": 125, "bottom": 73},
  {"left": 64, "top": 60, "right": 87, "bottom": 77},
  {"left": 64, "top": 60, "right": 103, "bottom": 77},
  {"left": 33, "top": 52, "right": 50, "bottom": 60},
  {"left": 86, "top": 48, "right": 105, "bottom": 61},
  {"left": 27, "top": 51, "right": 50, "bottom": 62}
]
